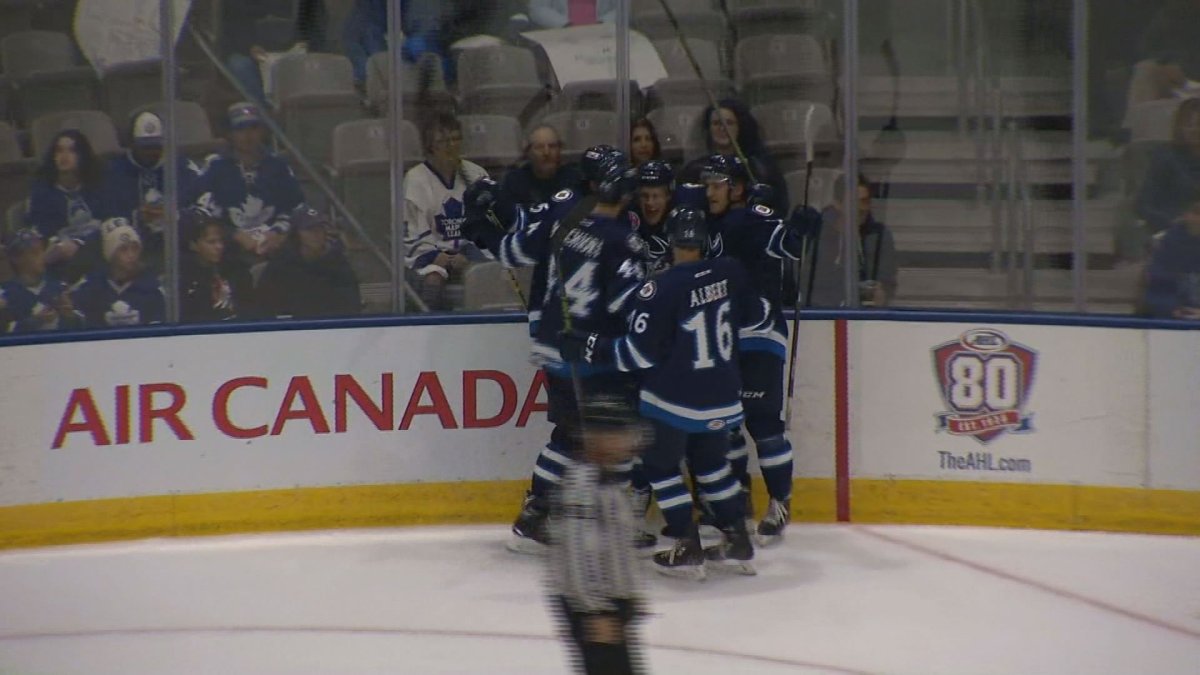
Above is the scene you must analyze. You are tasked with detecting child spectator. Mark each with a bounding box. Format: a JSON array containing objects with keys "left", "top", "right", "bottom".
[
  {"left": 194, "top": 103, "right": 305, "bottom": 260},
  {"left": 808, "top": 172, "right": 898, "bottom": 308},
  {"left": 0, "top": 229, "right": 84, "bottom": 333},
  {"left": 71, "top": 218, "right": 166, "bottom": 328},
  {"left": 107, "top": 111, "right": 204, "bottom": 273},
  {"left": 257, "top": 205, "right": 362, "bottom": 318},
  {"left": 28, "top": 129, "right": 112, "bottom": 281},
  {"left": 499, "top": 125, "right": 582, "bottom": 213},
  {"left": 1136, "top": 98, "right": 1200, "bottom": 235},
  {"left": 681, "top": 99, "right": 788, "bottom": 213},
  {"left": 1143, "top": 191, "right": 1200, "bottom": 319},
  {"left": 403, "top": 112, "right": 490, "bottom": 310},
  {"left": 180, "top": 208, "right": 256, "bottom": 323}
]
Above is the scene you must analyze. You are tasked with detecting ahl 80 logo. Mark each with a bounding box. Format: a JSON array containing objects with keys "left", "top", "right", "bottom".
[{"left": 931, "top": 328, "right": 1038, "bottom": 444}]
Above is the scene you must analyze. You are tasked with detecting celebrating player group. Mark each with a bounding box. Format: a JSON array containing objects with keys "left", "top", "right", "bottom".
[{"left": 462, "top": 145, "right": 822, "bottom": 581}]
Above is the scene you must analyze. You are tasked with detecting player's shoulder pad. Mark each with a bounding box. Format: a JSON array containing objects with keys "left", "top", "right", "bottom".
[
  {"left": 552, "top": 188, "right": 576, "bottom": 203},
  {"left": 751, "top": 204, "right": 776, "bottom": 218}
]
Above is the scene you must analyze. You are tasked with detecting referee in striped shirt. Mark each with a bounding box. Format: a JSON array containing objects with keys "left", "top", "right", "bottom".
[{"left": 548, "top": 393, "right": 648, "bottom": 674}]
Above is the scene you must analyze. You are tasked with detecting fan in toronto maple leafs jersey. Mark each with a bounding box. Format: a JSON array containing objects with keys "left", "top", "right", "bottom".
[
  {"left": 70, "top": 219, "right": 165, "bottom": 328},
  {"left": 193, "top": 103, "right": 305, "bottom": 255}
]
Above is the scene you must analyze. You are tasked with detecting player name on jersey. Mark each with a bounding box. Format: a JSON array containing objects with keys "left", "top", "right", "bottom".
[
  {"left": 563, "top": 228, "right": 603, "bottom": 258},
  {"left": 689, "top": 279, "right": 730, "bottom": 308}
]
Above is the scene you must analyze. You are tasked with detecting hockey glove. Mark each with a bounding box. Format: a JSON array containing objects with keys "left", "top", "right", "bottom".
[
  {"left": 559, "top": 330, "right": 614, "bottom": 365},
  {"left": 747, "top": 183, "right": 775, "bottom": 210},
  {"left": 787, "top": 205, "right": 823, "bottom": 241}
]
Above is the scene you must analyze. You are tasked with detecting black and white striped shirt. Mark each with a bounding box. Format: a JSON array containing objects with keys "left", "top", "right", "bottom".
[{"left": 548, "top": 462, "right": 642, "bottom": 613}]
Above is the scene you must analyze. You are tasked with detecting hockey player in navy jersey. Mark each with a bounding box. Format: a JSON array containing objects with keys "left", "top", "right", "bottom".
[
  {"left": 632, "top": 160, "right": 674, "bottom": 275},
  {"left": 503, "top": 151, "right": 647, "bottom": 554},
  {"left": 702, "top": 153, "right": 822, "bottom": 545},
  {"left": 561, "top": 206, "right": 772, "bottom": 578}
]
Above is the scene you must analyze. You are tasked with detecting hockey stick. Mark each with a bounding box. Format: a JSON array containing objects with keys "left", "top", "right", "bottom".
[
  {"left": 785, "top": 106, "right": 818, "bottom": 429},
  {"left": 654, "top": 0, "right": 758, "bottom": 184},
  {"left": 485, "top": 209, "right": 529, "bottom": 309}
]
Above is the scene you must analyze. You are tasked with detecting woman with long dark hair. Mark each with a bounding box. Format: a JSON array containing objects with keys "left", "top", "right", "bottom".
[
  {"left": 682, "top": 98, "right": 788, "bottom": 213},
  {"left": 629, "top": 117, "right": 662, "bottom": 168},
  {"left": 28, "top": 129, "right": 112, "bottom": 276}
]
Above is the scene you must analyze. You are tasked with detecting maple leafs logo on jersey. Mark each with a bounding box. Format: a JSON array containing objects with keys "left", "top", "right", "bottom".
[
  {"left": 436, "top": 198, "right": 466, "bottom": 240},
  {"left": 229, "top": 195, "right": 275, "bottom": 231},
  {"left": 104, "top": 300, "right": 142, "bottom": 327}
]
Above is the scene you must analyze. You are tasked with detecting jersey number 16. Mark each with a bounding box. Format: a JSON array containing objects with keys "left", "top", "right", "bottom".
[{"left": 682, "top": 300, "right": 734, "bottom": 370}]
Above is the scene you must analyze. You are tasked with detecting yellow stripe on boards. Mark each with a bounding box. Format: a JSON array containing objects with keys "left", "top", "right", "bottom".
[{"left": 1, "top": 478, "right": 1197, "bottom": 551}]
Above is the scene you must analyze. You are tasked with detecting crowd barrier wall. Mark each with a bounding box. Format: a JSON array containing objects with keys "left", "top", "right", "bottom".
[{"left": 1, "top": 312, "right": 1196, "bottom": 549}]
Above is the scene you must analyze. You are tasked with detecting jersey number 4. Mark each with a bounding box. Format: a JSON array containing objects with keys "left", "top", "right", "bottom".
[
  {"left": 681, "top": 300, "right": 734, "bottom": 370},
  {"left": 562, "top": 260, "right": 599, "bottom": 318}
]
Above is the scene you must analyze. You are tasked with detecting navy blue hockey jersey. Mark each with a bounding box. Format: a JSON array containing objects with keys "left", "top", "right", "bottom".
[
  {"left": 534, "top": 212, "right": 647, "bottom": 377},
  {"left": 605, "top": 257, "right": 771, "bottom": 432},
  {"left": 710, "top": 204, "right": 804, "bottom": 358},
  {"left": 0, "top": 276, "right": 84, "bottom": 332},
  {"left": 71, "top": 272, "right": 166, "bottom": 328}
]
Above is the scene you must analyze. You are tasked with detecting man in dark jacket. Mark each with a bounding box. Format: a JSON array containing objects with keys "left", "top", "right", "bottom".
[
  {"left": 218, "top": 0, "right": 328, "bottom": 104},
  {"left": 257, "top": 205, "right": 362, "bottom": 318},
  {"left": 808, "top": 172, "right": 898, "bottom": 308},
  {"left": 499, "top": 125, "right": 583, "bottom": 214},
  {"left": 1144, "top": 191, "right": 1200, "bottom": 319}
]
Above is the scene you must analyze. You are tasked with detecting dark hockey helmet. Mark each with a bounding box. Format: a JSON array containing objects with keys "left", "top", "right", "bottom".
[
  {"left": 580, "top": 392, "right": 640, "bottom": 430},
  {"left": 636, "top": 159, "right": 674, "bottom": 188},
  {"left": 700, "top": 153, "right": 749, "bottom": 184},
  {"left": 593, "top": 150, "right": 638, "bottom": 204},
  {"left": 580, "top": 144, "right": 620, "bottom": 183},
  {"left": 672, "top": 182, "right": 707, "bottom": 210},
  {"left": 666, "top": 206, "right": 710, "bottom": 253}
]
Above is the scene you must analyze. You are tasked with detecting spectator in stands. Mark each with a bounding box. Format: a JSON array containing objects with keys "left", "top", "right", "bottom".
[
  {"left": 180, "top": 208, "right": 256, "bottom": 323},
  {"left": 71, "top": 218, "right": 165, "bottom": 328},
  {"left": 29, "top": 129, "right": 112, "bottom": 283},
  {"left": 1140, "top": 1, "right": 1200, "bottom": 85},
  {"left": 682, "top": 99, "right": 788, "bottom": 213},
  {"left": 344, "top": 0, "right": 388, "bottom": 92},
  {"left": 807, "top": 173, "right": 898, "bottom": 308},
  {"left": 630, "top": 118, "right": 662, "bottom": 168},
  {"left": 1143, "top": 190, "right": 1200, "bottom": 319},
  {"left": 404, "top": 112, "right": 490, "bottom": 310},
  {"left": 218, "top": 0, "right": 328, "bottom": 105},
  {"left": 500, "top": 124, "right": 581, "bottom": 211},
  {"left": 195, "top": 103, "right": 305, "bottom": 260},
  {"left": 1136, "top": 98, "right": 1200, "bottom": 234},
  {"left": 524, "top": 0, "right": 616, "bottom": 29},
  {"left": 0, "top": 228, "right": 84, "bottom": 333},
  {"left": 107, "top": 111, "right": 203, "bottom": 273},
  {"left": 257, "top": 205, "right": 361, "bottom": 318}
]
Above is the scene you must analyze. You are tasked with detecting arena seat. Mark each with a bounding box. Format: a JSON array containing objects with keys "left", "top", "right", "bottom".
[
  {"left": 645, "top": 104, "right": 706, "bottom": 163},
  {"left": 652, "top": 38, "right": 723, "bottom": 81},
  {"left": 536, "top": 111, "right": 619, "bottom": 162},
  {"left": 734, "top": 33, "right": 832, "bottom": 107},
  {"left": 365, "top": 51, "right": 455, "bottom": 120},
  {"left": 632, "top": 9, "right": 728, "bottom": 48},
  {"left": 330, "top": 117, "right": 420, "bottom": 256},
  {"left": 725, "top": 0, "right": 824, "bottom": 39},
  {"left": 783, "top": 167, "right": 841, "bottom": 212},
  {"left": 462, "top": 261, "right": 526, "bottom": 311},
  {"left": 274, "top": 53, "right": 364, "bottom": 165},
  {"left": 30, "top": 109, "right": 121, "bottom": 159},
  {"left": 753, "top": 100, "right": 837, "bottom": 166},
  {"left": 459, "top": 114, "right": 522, "bottom": 176},
  {"left": 1, "top": 30, "right": 100, "bottom": 125},
  {"left": 456, "top": 45, "right": 544, "bottom": 118},
  {"left": 130, "top": 101, "right": 225, "bottom": 158}
]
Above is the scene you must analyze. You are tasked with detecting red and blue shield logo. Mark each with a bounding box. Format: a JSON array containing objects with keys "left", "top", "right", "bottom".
[{"left": 931, "top": 328, "right": 1038, "bottom": 444}]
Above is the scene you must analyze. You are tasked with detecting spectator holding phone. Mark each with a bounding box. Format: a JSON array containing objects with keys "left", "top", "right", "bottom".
[{"left": 0, "top": 229, "right": 84, "bottom": 333}]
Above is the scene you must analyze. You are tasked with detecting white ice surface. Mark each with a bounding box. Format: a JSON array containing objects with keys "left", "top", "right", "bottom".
[{"left": 1, "top": 524, "right": 1198, "bottom": 674}]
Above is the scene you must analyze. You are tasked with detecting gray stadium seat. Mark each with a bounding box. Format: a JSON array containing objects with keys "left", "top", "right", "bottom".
[
  {"left": 784, "top": 167, "right": 841, "bottom": 212},
  {"left": 30, "top": 110, "right": 121, "bottom": 159},
  {"left": 752, "top": 100, "right": 838, "bottom": 164},
  {"left": 330, "top": 118, "right": 421, "bottom": 258},
  {"left": 735, "top": 34, "right": 832, "bottom": 107},
  {"left": 632, "top": 10, "right": 728, "bottom": 48},
  {"left": 365, "top": 51, "right": 456, "bottom": 120},
  {"left": 632, "top": 0, "right": 716, "bottom": 15},
  {"left": 552, "top": 79, "right": 644, "bottom": 116},
  {"left": 645, "top": 76, "right": 736, "bottom": 110},
  {"left": 460, "top": 114, "right": 522, "bottom": 176},
  {"left": 645, "top": 105, "right": 706, "bottom": 162},
  {"left": 0, "top": 120, "right": 21, "bottom": 164},
  {"left": 537, "top": 111, "right": 620, "bottom": 161},
  {"left": 274, "top": 53, "right": 365, "bottom": 165},
  {"left": 1, "top": 30, "right": 100, "bottom": 124},
  {"left": 0, "top": 2, "right": 33, "bottom": 43},
  {"left": 652, "top": 38, "right": 723, "bottom": 81},
  {"left": 0, "top": 121, "right": 33, "bottom": 229},
  {"left": 457, "top": 45, "right": 547, "bottom": 122},
  {"left": 463, "top": 261, "right": 527, "bottom": 311},
  {"left": 102, "top": 61, "right": 164, "bottom": 133},
  {"left": 4, "top": 199, "right": 27, "bottom": 239},
  {"left": 725, "top": 0, "right": 823, "bottom": 38},
  {"left": 1127, "top": 99, "right": 1180, "bottom": 143}
]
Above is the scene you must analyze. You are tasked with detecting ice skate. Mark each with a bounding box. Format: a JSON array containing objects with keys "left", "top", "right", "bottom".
[
  {"left": 652, "top": 529, "right": 706, "bottom": 581},
  {"left": 705, "top": 520, "right": 757, "bottom": 576},
  {"left": 507, "top": 491, "right": 550, "bottom": 555},
  {"left": 754, "top": 498, "right": 790, "bottom": 548},
  {"left": 630, "top": 487, "right": 658, "bottom": 555}
]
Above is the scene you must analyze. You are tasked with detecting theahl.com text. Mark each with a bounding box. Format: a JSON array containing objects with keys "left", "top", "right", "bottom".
[{"left": 937, "top": 451, "right": 1033, "bottom": 473}]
